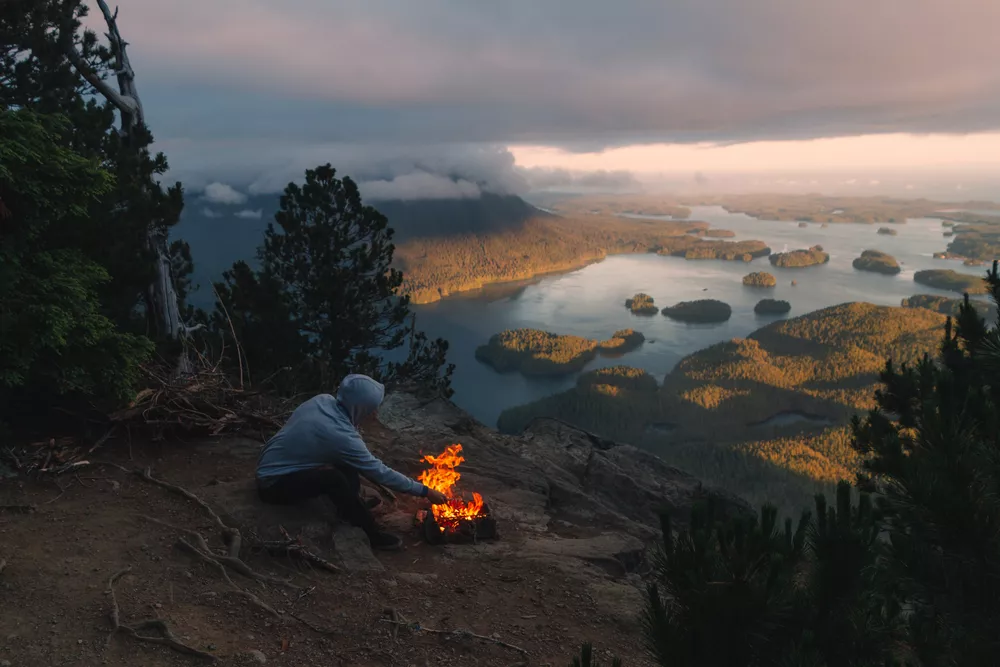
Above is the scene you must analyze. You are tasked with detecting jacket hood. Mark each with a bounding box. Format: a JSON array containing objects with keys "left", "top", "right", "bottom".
[{"left": 336, "top": 374, "right": 385, "bottom": 426}]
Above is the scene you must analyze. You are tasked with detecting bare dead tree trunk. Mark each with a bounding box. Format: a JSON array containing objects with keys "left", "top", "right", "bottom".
[{"left": 63, "top": 1, "right": 195, "bottom": 373}]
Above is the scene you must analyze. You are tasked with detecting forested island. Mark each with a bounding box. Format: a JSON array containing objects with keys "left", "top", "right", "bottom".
[
  {"left": 658, "top": 238, "right": 770, "bottom": 261},
  {"left": 877, "top": 227, "right": 898, "bottom": 236},
  {"left": 742, "top": 271, "right": 777, "bottom": 287},
  {"left": 661, "top": 299, "right": 732, "bottom": 323},
  {"left": 475, "top": 328, "right": 645, "bottom": 376},
  {"left": 852, "top": 250, "right": 901, "bottom": 275},
  {"left": 625, "top": 293, "right": 658, "bottom": 315},
  {"left": 769, "top": 245, "right": 830, "bottom": 268},
  {"left": 902, "top": 294, "right": 996, "bottom": 320},
  {"left": 938, "top": 215, "right": 1000, "bottom": 263},
  {"left": 497, "top": 303, "right": 948, "bottom": 510},
  {"left": 913, "top": 269, "right": 989, "bottom": 294},
  {"left": 754, "top": 298, "right": 791, "bottom": 315}
]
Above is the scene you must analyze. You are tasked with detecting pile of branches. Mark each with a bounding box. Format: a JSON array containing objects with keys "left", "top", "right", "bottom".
[
  {"left": 1, "top": 352, "right": 297, "bottom": 476},
  {"left": 108, "top": 354, "right": 296, "bottom": 440}
]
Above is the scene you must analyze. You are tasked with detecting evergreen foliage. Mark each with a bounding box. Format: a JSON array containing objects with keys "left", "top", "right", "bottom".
[
  {"left": 743, "top": 271, "right": 777, "bottom": 288},
  {"left": 625, "top": 293, "right": 658, "bottom": 315},
  {"left": 769, "top": 245, "right": 830, "bottom": 268},
  {"left": 212, "top": 164, "right": 453, "bottom": 396},
  {"left": 852, "top": 261, "right": 1000, "bottom": 664},
  {"left": 1, "top": 0, "right": 189, "bottom": 331},
  {"left": 634, "top": 263, "right": 1000, "bottom": 665},
  {"left": 0, "top": 110, "right": 152, "bottom": 409}
]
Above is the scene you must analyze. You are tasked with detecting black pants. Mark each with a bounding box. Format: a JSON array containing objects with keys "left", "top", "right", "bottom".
[{"left": 257, "top": 465, "right": 378, "bottom": 535}]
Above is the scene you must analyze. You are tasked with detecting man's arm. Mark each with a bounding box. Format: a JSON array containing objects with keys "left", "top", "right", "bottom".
[{"left": 333, "top": 430, "right": 429, "bottom": 497}]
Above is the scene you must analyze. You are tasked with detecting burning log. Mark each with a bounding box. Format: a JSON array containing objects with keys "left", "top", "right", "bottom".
[{"left": 416, "top": 444, "right": 498, "bottom": 544}]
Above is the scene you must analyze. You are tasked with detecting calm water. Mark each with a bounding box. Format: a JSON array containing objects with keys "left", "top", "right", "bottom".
[{"left": 413, "top": 206, "right": 987, "bottom": 427}]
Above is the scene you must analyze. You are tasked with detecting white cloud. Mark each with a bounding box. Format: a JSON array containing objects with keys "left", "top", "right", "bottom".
[
  {"left": 201, "top": 207, "right": 222, "bottom": 218},
  {"left": 359, "top": 171, "right": 482, "bottom": 201},
  {"left": 201, "top": 182, "right": 248, "bottom": 205},
  {"left": 234, "top": 209, "right": 263, "bottom": 219}
]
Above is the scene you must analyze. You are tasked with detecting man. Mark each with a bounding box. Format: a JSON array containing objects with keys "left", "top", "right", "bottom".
[{"left": 256, "top": 373, "right": 447, "bottom": 551}]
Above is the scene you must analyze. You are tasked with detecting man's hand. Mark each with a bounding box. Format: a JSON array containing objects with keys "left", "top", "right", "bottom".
[{"left": 426, "top": 489, "right": 448, "bottom": 505}]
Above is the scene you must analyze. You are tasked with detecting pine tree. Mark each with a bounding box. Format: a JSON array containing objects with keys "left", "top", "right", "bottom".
[
  {"left": 213, "top": 164, "right": 453, "bottom": 395},
  {"left": 0, "top": 109, "right": 152, "bottom": 414},
  {"left": 641, "top": 482, "right": 904, "bottom": 666},
  {"left": 852, "top": 261, "right": 1000, "bottom": 665},
  {"left": 1, "top": 0, "right": 188, "bottom": 335},
  {"left": 643, "top": 500, "right": 810, "bottom": 666}
]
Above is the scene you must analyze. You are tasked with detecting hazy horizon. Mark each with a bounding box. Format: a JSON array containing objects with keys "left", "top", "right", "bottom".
[{"left": 88, "top": 0, "right": 1000, "bottom": 203}]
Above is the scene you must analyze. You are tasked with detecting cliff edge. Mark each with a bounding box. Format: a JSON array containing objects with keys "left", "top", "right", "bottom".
[{"left": 0, "top": 390, "right": 747, "bottom": 666}]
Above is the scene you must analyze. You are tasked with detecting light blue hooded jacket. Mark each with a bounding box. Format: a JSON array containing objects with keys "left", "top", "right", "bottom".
[{"left": 256, "top": 374, "right": 429, "bottom": 497}]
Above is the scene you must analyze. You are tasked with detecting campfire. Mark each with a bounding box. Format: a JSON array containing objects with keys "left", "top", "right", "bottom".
[{"left": 416, "top": 444, "right": 498, "bottom": 544}]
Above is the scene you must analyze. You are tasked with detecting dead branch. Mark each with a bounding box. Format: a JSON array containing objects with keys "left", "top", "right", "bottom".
[
  {"left": 212, "top": 285, "right": 249, "bottom": 390},
  {"left": 379, "top": 609, "right": 528, "bottom": 656},
  {"left": 363, "top": 479, "right": 397, "bottom": 503},
  {"left": 258, "top": 539, "right": 342, "bottom": 574},
  {"left": 106, "top": 567, "right": 216, "bottom": 662},
  {"left": 107, "top": 357, "right": 293, "bottom": 441}
]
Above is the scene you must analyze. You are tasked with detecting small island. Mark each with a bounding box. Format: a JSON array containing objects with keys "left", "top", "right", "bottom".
[
  {"left": 852, "top": 249, "right": 901, "bottom": 275},
  {"left": 769, "top": 245, "right": 830, "bottom": 268},
  {"left": 754, "top": 298, "right": 791, "bottom": 315},
  {"left": 703, "top": 229, "right": 737, "bottom": 238},
  {"left": 659, "top": 239, "right": 770, "bottom": 262},
  {"left": 661, "top": 299, "right": 733, "bottom": 323},
  {"left": 913, "top": 269, "right": 988, "bottom": 295},
  {"left": 625, "top": 293, "right": 658, "bottom": 315},
  {"left": 742, "top": 271, "right": 777, "bottom": 288},
  {"left": 798, "top": 222, "right": 808, "bottom": 228},
  {"left": 576, "top": 365, "right": 659, "bottom": 392},
  {"left": 597, "top": 329, "right": 646, "bottom": 356},
  {"left": 476, "top": 328, "right": 646, "bottom": 376},
  {"left": 877, "top": 227, "right": 898, "bottom": 236}
]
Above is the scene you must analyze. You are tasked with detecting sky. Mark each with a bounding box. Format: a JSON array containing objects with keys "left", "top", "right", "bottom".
[{"left": 85, "top": 0, "right": 1000, "bottom": 200}]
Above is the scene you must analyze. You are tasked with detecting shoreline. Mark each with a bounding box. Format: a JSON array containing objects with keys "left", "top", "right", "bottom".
[{"left": 405, "top": 256, "right": 610, "bottom": 305}]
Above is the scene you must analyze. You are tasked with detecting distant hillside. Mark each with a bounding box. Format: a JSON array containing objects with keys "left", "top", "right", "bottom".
[
  {"left": 376, "top": 193, "right": 545, "bottom": 240},
  {"left": 172, "top": 192, "right": 547, "bottom": 308},
  {"left": 497, "top": 303, "right": 946, "bottom": 511}
]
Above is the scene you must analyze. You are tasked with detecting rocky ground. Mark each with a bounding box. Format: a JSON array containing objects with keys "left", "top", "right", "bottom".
[{"left": 0, "top": 392, "right": 745, "bottom": 667}]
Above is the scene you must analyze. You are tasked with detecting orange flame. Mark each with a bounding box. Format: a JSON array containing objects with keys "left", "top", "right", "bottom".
[{"left": 418, "top": 444, "right": 485, "bottom": 532}]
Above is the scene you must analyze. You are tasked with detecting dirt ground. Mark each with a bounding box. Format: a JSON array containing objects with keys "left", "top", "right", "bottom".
[{"left": 0, "top": 436, "right": 653, "bottom": 667}]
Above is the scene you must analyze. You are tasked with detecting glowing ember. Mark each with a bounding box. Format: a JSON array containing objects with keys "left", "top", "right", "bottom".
[{"left": 418, "top": 444, "right": 486, "bottom": 532}]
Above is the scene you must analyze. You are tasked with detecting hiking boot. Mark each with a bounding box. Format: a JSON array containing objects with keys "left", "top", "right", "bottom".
[
  {"left": 368, "top": 530, "right": 404, "bottom": 552},
  {"left": 364, "top": 495, "right": 384, "bottom": 511}
]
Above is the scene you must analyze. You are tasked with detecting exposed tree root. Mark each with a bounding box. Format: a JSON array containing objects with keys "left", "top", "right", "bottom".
[
  {"left": 380, "top": 608, "right": 528, "bottom": 656},
  {"left": 175, "top": 538, "right": 281, "bottom": 618},
  {"left": 106, "top": 567, "right": 217, "bottom": 662},
  {"left": 136, "top": 467, "right": 242, "bottom": 558},
  {"left": 137, "top": 514, "right": 295, "bottom": 589}
]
